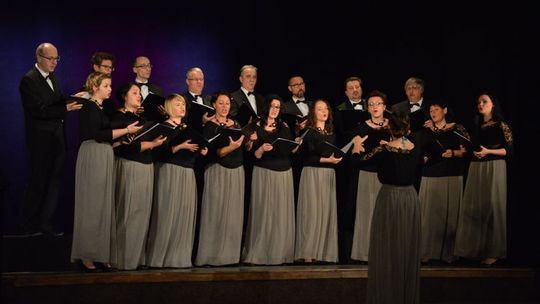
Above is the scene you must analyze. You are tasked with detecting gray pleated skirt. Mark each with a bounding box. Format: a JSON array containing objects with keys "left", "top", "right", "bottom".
[
  {"left": 351, "top": 170, "right": 381, "bottom": 261},
  {"left": 114, "top": 157, "right": 154, "bottom": 270},
  {"left": 367, "top": 184, "right": 420, "bottom": 304},
  {"left": 295, "top": 166, "right": 338, "bottom": 262},
  {"left": 146, "top": 163, "right": 197, "bottom": 268},
  {"left": 195, "top": 163, "right": 245, "bottom": 266},
  {"left": 242, "top": 166, "right": 295, "bottom": 265},
  {"left": 419, "top": 175, "right": 463, "bottom": 261},
  {"left": 71, "top": 140, "right": 116, "bottom": 264},
  {"left": 454, "top": 159, "right": 507, "bottom": 259}
]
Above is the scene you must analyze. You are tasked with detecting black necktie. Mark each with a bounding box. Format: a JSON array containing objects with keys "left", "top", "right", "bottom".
[{"left": 409, "top": 102, "right": 420, "bottom": 108}]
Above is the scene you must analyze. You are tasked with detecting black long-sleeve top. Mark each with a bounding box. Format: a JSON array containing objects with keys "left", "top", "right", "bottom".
[
  {"left": 153, "top": 122, "right": 200, "bottom": 168},
  {"left": 301, "top": 128, "right": 338, "bottom": 169},
  {"left": 110, "top": 111, "right": 152, "bottom": 164},
  {"left": 352, "top": 121, "right": 391, "bottom": 172},
  {"left": 204, "top": 121, "right": 243, "bottom": 169},
  {"left": 470, "top": 120, "right": 513, "bottom": 162},
  {"left": 352, "top": 144, "right": 422, "bottom": 186},
  {"left": 253, "top": 122, "right": 293, "bottom": 171},
  {"left": 421, "top": 124, "right": 470, "bottom": 177},
  {"left": 78, "top": 99, "right": 113, "bottom": 144}
]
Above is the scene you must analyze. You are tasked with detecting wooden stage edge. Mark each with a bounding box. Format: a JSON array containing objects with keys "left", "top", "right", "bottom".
[{"left": 3, "top": 265, "right": 537, "bottom": 287}]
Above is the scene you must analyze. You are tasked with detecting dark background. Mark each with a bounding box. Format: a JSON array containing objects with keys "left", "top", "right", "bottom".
[{"left": 1, "top": 2, "right": 538, "bottom": 264}]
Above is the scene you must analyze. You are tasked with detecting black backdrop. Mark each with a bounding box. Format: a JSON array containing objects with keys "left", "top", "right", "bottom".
[{"left": 1, "top": 1, "right": 538, "bottom": 264}]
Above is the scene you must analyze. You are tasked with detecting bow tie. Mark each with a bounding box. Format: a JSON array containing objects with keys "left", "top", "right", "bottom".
[
  {"left": 194, "top": 94, "right": 202, "bottom": 100},
  {"left": 137, "top": 82, "right": 148, "bottom": 87},
  {"left": 296, "top": 99, "right": 306, "bottom": 104},
  {"left": 247, "top": 91, "right": 254, "bottom": 96},
  {"left": 409, "top": 102, "right": 420, "bottom": 108}
]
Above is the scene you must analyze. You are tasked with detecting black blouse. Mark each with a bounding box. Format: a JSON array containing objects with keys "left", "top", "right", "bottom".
[
  {"left": 253, "top": 122, "right": 293, "bottom": 171},
  {"left": 111, "top": 111, "right": 152, "bottom": 164},
  {"left": 204, "top": 121, "right": 243, "bottom": 169},
  {"left": 153, "top": 122, "right": 201, "bottom": 168},
  {"left": 302, "top": 127, "right": 338, "bottom": 169},
  {"left": 421, "top": 124, "right": 470, "bottom": 177},
  {"left": 78, "top": 99, "right": 113, "bottom": 144},
  {"left": 471, "top": 120, "right": 513, "bottom": 162},
  {"left": 353, "top": 143, "right": 422, "bottom": 186},
  {"left": 352, "top": 121, "right": 391, "bottom": 172}
]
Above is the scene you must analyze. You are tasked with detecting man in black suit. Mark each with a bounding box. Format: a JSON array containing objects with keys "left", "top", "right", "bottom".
[
  {"left": 333, "top": 76, "right": 367, "bottom": 263},
  {"left": 132, "top": 55, "right": 166, "bottom": 122},
  {"left": 391, "top": 77, "right": 431, "bottom": 191},
  {"left": 182, "top": 67, "right": 213, "bottom": 131},
  {"left": 282, "top": 75, "right": 311, "bottom": 136},
  {"left": 230, "top": 65, "right": 265, "bottom": 127},
  {"left": 390, "top": 77, "right": 431, "bottom": 137},
  {"left": 19, "top": 42, "right": 82, "bottom": 236},
  {"left": 334, "top": 76, "right": 368, "bottom": 145}
]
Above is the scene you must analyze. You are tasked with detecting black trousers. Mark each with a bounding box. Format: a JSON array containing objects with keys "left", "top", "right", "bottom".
[{"left": 21, "top": 123, "right": 65, "bottom": 230}]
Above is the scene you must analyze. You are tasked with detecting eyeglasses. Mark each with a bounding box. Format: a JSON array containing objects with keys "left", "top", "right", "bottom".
[
  {"left": 187, "top": 78, "right": 204, "bottom": 82},
  {"left": 39, "top": 54, "right": 60, "bottom": 62},
  {"left": 99, "top": 64, "right": 115, "bottom": 71},
  {"left": 368, "top": 102, "right": 384, "bottom": 107},
  {"left": 289, "top": 82, "right": 305, "bottom": 87},
  {"left": 135, "top": 64, "right": 153, "bottom": 69}
]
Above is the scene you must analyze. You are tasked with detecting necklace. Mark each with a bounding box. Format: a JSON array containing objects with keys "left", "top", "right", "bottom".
[
  {"left": 433, "top": 122, "right": 446, "bottom": 132},
  {"left": 90, "top": 98, "right": 103, "bottom": 109},
  {"left": 215, "top": 116, "right": 229, "bottom": 127},
  {"left": 370, "top": 118, "right": 384, "bottom": 127}
]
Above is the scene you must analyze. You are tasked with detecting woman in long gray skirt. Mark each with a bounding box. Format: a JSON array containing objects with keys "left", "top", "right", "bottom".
[
  {"left": 110, "top": 83, "right": 166, "bottom": 270},
  {"left": 146, "top": 94, "right": 208, "bottom": 268},
  {"left": 350, "top": 90, "right": 390, "bottom": 263},
  {"left": 352, "top": 112, "right": 422, "bottom": 304},
  {"left": 71, "top": 72, "right": 142, "bottom": 272},
  {"left": 419, "top": 101, "right": 470, "bottom": 264},
  {"left": 195, "top": 91, "right": 256, "bottom": 266},
  {"left": 295, "top": 99, "right": 341, "bottom": 263},
  {"left": 454, "top": 93, "right": 513, "bottom": 266},
  {"left": 243, "top": 95, "right": 299, "bottom": 265}
]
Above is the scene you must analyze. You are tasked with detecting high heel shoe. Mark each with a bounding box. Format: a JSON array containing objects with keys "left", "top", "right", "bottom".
[
  {"left": 481, "top": 258, "right": 498, "bottom": 267},
  {"left": 80, "top": 260, "right": 100, "bottom": 273}
]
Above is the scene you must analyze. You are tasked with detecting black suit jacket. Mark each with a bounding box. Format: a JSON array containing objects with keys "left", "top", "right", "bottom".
[
  {"left": 391, "top": 99, "right": 432, "bottom": 133},
  {"left": 20, "top": 67, "right": 66, "bottom": 139},
  {"left": 230, "top": 89, "right": 265, "bottom": 126},
  {"left": 334, "top": 100, "right": 368, "bottom": 145}
]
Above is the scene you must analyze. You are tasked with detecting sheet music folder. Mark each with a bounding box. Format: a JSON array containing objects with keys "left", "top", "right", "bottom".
[
  {"left": 187, "top": 102, "right": 215, "bottom": 125},
  {"left": 317, "top": 140, "right": 353, "bottom": 158},
  {"left": 132, "top": 122, "right": 176, "bottom": 142},
  {"left": 270, "top": 137, "right": 299, "bottom": 155},
  {"left": 170, "top": 126, "right": 213, "bottom": 147}
]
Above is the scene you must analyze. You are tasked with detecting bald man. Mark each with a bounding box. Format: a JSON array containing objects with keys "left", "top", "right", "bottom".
[{"left": 19, "top": 42, "right": 81, "bottom": 236}]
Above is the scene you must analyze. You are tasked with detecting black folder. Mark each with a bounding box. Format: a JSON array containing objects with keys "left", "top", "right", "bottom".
[
  {"left": 316, "top": 140, "right": 353, "bottom": 158},
  {"left": 170, "top": 126, "right": 213, "bottom": 147},
  {"left": 187, "top": 101, "right": 215, "bottom": 126},
  {"left": 281, "top": 113, "right": 308, "bottom": 129},
  {"left": 67, "top": 95, "right": 89, "bottom": 104},
  {"left": 338, "top": 109, "right": 369, "bottom": 132},
  {"left": 235, "top": 101, "right": 259, "bottom": 127},
  {"left": 132, "top": 122, "right": 177, "bottom": 142},
  {"left": 271, "top": 137, "right": 299, "bottom": 155},
  {"left": 141, "top": 93, "right": 166, "bottom": 121},
  {"left": 453, "top": 130, "right": 481, "bottom": 152},
  {"left": 212, "top": 127, "right": 245, "bottom": 147}
]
